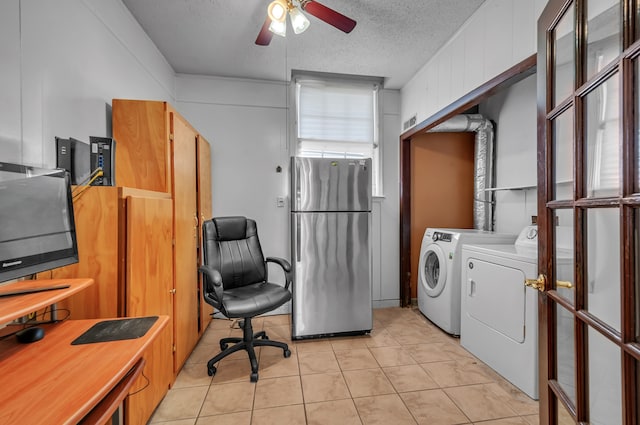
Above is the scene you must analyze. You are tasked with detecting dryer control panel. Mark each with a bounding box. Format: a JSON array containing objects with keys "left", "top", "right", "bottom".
[
  {"left": 432, "top": 232, "right": 452, "bottom": 242},
  {"left": 514, "top": 225, "right": 538, "bottom": 249}
]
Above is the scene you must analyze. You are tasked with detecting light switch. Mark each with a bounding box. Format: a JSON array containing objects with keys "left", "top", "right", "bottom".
[{"left": 276, "top": 197, "right": 285, "bottom": 208}]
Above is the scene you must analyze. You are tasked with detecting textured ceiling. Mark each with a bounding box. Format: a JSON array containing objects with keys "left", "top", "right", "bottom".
[{"left": 122, "top": 0, "right": 486, "bottom": 89}]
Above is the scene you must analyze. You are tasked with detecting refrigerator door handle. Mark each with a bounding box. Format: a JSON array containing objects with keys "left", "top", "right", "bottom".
[{"left": 295, "top": 215, "right": 301, "bottom": 262}]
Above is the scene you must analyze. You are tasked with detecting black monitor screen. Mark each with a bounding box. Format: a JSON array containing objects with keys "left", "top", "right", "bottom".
[{"left": 0, "top": 162, "right": 78, "bottom": 283}]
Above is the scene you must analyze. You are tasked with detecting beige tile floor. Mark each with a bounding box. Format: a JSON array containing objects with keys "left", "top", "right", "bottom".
[{"left": 148, "top": 307, "right": 539, "bottom": 425}]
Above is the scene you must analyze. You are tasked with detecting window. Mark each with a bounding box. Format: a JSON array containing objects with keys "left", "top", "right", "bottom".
[
  {"left": 585, "top": 74, "right": 619, "bottom": 198},
  {"left": 294, "top": 74, "right": 382, "bottom": 195}
]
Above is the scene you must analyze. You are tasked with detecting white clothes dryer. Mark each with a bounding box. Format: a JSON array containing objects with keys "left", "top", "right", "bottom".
[
  {"left": 417, "top": 228, "right": 516, "bottom": 336},
  {"left": 460, "top": 225, "right": 573, "bottom": 400}
]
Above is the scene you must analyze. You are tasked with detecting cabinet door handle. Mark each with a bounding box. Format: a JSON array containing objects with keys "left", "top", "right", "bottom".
[{"left": 169, "top": 288, "right": 176, "bottom": 294}]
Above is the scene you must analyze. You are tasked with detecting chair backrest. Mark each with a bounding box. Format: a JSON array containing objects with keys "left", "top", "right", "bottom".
[{"left": 202, "top": 216, "right": 266, "bottom": 290}]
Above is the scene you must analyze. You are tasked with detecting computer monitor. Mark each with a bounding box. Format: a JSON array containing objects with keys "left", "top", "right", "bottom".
[{"left": 0, "top": 162, "right": 79, "bottom": 284}]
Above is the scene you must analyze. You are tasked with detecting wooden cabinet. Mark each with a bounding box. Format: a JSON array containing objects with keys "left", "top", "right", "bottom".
[
  {"left": 197, "top": 135, "right": 213, "bottom": 333},
  {"left": 47, "top": 99, "right": 212, "bottom": 424},
  {"left": 123, "top": 194, "right": 175, "bottom": 425},
  {"left": 170, "top": 108, "right": 200, "bottom": 370},
  {"left": 47, "top": 187, "right": 174, "bottom": 425},
  {"left": 110, "top": 101, "right": 171, "bottom": 193},
  {"left": 112, "top": 99, "right": 213, "bottom": 371}
]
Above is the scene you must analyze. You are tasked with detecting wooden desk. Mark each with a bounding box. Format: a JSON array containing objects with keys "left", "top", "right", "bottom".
[{"left": 0, "top": 279, "right": 169, "bottom": 424}]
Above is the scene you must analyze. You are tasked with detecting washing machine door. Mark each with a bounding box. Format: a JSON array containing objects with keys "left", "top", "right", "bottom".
[{"left": 420, "top": 243, "right": 447, "bottom": 297}]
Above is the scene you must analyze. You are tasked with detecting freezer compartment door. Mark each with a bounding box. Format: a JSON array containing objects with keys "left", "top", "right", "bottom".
[
  {"left": 292, "top": 211, "right": 372, "bottom": 338},
  {"left": 291, "top": 157, "right": 371, "bottom": 212}
]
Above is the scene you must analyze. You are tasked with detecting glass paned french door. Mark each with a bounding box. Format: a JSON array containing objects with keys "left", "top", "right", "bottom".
[
  {"left": 584, "top": 74, "right": 620, "bottom": 198},
  {"left": 538, "top": 0, "right": 639, "bottom": 423},
  {"left": 554, "top": 7, "right": 575, "bottom": 108},
  {"left": 553, "top": 110, "right": 574, "bottom": 201},
  {"left": 585, "top": 0, "right": 621, "bottom": 79},
  {"left": 586, "top": 208, "right": 621, "bottom": 331}
]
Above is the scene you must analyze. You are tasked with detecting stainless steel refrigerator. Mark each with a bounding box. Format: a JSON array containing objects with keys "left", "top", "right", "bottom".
[{"left": 290, "top": 156, "right": 372, "bottom": 339}]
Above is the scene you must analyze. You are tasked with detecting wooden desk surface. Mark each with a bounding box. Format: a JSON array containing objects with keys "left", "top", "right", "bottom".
[
  {"left": 0, "top": 315, "right": 169, "bottom": 424},
  {"left": 0, "top": 279, "right": 93, "bottom": 324}
]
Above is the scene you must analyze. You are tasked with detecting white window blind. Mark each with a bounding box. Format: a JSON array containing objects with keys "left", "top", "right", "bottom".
[
  {"left": 294, "top": 77, "right": 381, "bottom": 195},
  {"left": 586, "top": 73, "right": 619, "bottom": 198},
  {"left": 297, "top": 81, "right": 376, "bottom": 143}
]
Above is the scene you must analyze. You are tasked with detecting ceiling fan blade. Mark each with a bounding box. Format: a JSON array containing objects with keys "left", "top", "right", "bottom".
[
  {"left": 255, "top": 16, "right": 274, "bottom": 46},
  {"left": 302, "top": 0, "right": 356, "bottom": 34}
]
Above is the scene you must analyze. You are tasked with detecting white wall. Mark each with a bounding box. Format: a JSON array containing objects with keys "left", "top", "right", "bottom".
[
  {"left": 400, "top": 0, "right": 548, "bottom": 131},
  {"left": 175, "top": 75, "right": 290, "bottom": 260},
  {"left": 0, "top": 0, "right": 175, "bottom": 167},
  {"left": 479, "top": 73, "right": 538, "bottom": 234},
  {"left": 175, "top": 76, "right": 401, "bottom": 308},
  {"left": 0, "top": 2, "right": 22, "bottom": 162},
  {"left": 375, "top": 90, "right": 401, "bottom": 306},
  {"left": 400, "top": 0, "right": 550, "bottom": 236}
]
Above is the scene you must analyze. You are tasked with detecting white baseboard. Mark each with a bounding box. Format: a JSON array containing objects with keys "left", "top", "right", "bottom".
[{"left": 372, "top": 299, "right": 400, "bottom": 308}]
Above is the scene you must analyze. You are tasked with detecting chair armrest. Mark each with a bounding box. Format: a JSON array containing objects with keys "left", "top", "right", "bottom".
[
  {"left": 266, "top": 256, "right": 291, "bottom": 272},
  {"left": 198, "top": 265, "right": 224, "bottom": 309},
  {"left": 266, "top": 257, "right": 293, "bottom": 290}
]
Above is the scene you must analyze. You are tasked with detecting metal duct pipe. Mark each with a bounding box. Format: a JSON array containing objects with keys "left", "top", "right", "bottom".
[{"left": 427, "top": 114, "right": 494, "bottom": 231}]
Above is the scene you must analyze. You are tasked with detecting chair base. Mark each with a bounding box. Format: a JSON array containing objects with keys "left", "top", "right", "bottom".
[{"left": 206, "top": 316, "right": 291, "bottom": 382}]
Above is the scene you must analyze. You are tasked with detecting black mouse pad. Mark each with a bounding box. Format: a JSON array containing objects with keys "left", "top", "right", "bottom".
[{"left": 71, "top": 316, "right": 158, "bottom": 345}]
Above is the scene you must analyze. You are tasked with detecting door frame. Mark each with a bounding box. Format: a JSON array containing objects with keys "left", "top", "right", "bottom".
[{"left": 398, "top": 55, "right": 536, "bottom": 306}]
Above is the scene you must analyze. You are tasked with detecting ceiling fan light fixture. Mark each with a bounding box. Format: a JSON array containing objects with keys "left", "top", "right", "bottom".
[
  {"left": 267, "top": 0, "right": 287, "bottom": 22},
  {"left": 268, "top": 18, "right": 287, "bottom": 37},
  {"left": 256, "top": 0, "right": 355, "bottom": 46},
  {"left": 289, "top": 6, "right": 310, "bottom": 34}
]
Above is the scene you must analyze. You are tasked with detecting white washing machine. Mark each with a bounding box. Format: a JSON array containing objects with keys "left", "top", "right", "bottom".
[
  {"left": 460, "top": 225, "right": 573, "bottom": 400},
  {"left": 417, "top": 228, "right": 516, "bottom": 336}
]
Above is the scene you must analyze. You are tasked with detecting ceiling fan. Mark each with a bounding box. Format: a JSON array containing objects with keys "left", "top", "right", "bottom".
[{"left": 255, "top": 0, "right": 356, "bottom": 46}]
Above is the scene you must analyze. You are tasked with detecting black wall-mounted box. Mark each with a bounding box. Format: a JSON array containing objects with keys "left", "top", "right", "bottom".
[
  {"left": 55, "top": 137, "right": 90, "bottom": 185},
  {"left": 89, "top": 136, "right": 116, "bottom": 186}
]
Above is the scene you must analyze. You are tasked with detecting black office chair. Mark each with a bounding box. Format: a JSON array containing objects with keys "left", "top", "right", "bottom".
[{"left": 199, "top": 216, "right": 292, "bottom": 382}]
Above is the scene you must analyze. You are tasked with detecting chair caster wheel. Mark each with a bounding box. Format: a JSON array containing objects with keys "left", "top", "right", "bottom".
[
  {"left": 208, "top": 366, "right": 216, "bottom": 377},
  {"left": 220, "top": 342, "right": 228, "bottom": 350},
  {"left": 250, "top": 372, "right": 259, "bottom": 382},
  {"left": 284, "top": 349, "right": 291, "bottom": 358}
]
